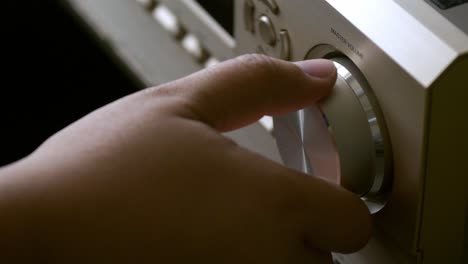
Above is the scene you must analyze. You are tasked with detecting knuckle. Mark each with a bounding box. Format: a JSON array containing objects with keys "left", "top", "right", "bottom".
[
  {"left": 235, "top": 54, "right": 277, "bottom": 69},
  {"left": 140, "top": 81, "right": 179, "bottom": 98},
  {"left": 233, "top": 54, "right": 304, "bottom": 85},
  {"left": 234, "top": 54, "right": 282, "bottom": 79}
]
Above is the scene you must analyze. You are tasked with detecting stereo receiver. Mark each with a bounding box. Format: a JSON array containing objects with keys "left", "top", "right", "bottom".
[{"left": 64, "top": 0, "right": 468, "bottom": 263}]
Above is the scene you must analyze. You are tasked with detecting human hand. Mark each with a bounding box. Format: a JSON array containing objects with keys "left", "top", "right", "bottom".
[{"left": 0, "top": 55, "right": 371, "bottom": 263}]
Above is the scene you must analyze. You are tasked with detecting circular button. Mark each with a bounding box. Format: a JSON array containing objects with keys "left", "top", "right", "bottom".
[
  {"left": 273, "top": 55, "right": 392, "bottom": 213},
  {"left": 258, "top": 15, "right": 276, "bottom": 46}
]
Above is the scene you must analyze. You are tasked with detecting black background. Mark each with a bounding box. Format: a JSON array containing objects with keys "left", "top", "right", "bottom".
[
  {"left": 0, "top": 1, "right": 139, "bottom": 166},
  {"left": 196, "top": 0, "right": 234, "bottom": 35}
]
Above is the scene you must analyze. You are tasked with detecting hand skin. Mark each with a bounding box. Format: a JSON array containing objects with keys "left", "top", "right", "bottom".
[{"left": 0, "top": 55, "right": 372, "bottom": 263}]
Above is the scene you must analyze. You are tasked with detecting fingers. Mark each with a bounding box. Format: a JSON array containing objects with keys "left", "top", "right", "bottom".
[
  {"left": 140, "top": 55, "right": 370, "bottom": 252},
  {"left": 292, "top": 170, "right": 373, "bottom": 253},
  {"left": 225, "top": 145, "right": 372, "bottom": 254},
  {"left": 149, "top": 55, "right": 337, "bottom": 131}
]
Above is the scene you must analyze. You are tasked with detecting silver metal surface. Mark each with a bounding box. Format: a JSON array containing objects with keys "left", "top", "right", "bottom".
[
  {"left": 236, "top": 0, "right": 468, "bottom": 260},
  {"left": 423, "top": 0, "right": 468, "bottom": 35},
  {"left": 274, "top": 54, "right": 391, "bottom": 212},
  {"left": 259, "top": 0, "right": 279, "bottom": 14},
  {"left": 332, "top": 57, "right": 388, "bottom": 197},
  {"left": 325, "top": 0, "right": 468, "bottom": 87},
  {"left": 279, "top": 30, "right": 291, "bottom": 60},
  {"left": 243, "top": 0, "right": 255, "bottom": 33},
  {"left": 152, "top": 5, "right": 186, "bottom": 39},
  {"left": 158, "top": 0, "right": 235, "bottom": 61},
  {"left": 234, "top": 0, "right": 465, "bottom": 257},
  {"left": 181, "top": 34, "right": 210, "bottom": 62},
  {"left": 258, "top": 15, "right": 276, "bottom": 46}
]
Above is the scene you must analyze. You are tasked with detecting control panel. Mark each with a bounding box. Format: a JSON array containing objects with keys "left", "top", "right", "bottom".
[
  {"left": 235, "top": 0, "right": 468, "bottom": 263},
  {"left": 243, "top": 0, "right": 291, "bottom": 60},
  {"left": 135, "top": 0, "right": 231, "bottom": 68}
]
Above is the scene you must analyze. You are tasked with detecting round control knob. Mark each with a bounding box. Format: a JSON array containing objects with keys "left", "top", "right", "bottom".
[
  {"left": 258, "top": 15, "right": 276, "bottom": 46},
  {"left": 273, "top": 57, "right": 392, "bottom": 213}
]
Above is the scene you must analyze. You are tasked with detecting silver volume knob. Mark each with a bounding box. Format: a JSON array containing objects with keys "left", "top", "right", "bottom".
[{"left": 273, "top": 57, "right": 392, "bottom": 213}]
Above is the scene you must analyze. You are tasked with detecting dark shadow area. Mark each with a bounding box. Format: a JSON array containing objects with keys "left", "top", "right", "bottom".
[
  {"left": 196, "top": 0, "right": 234, "bottom": 35},
  {"left": 1, "top": 1, "right": 140, "bottom": 166}
]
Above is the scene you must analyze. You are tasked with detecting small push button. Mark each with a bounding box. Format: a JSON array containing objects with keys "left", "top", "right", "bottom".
[
  {"left": 243, "top": 0, "right": 255, "bottom": 33},
  {"left": 258, "top": 15, "right": 276, "bottom": 46},
  {"left": 181, "top": 34, "right": 209, "bottom": 63},
  {"left": 279, "top": 30, "right": 291, "bottom": 60},
  {"left": 152, "top": 5, "right": 185, "bottom": 40}
]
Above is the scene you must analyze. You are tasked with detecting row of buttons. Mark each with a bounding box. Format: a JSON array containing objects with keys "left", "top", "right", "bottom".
[
  {"left": 243, "top": 0, "right": 291, "bottom": 61},
  {"left": 135, "top": 0, "right": 220, "bottom": 68}
]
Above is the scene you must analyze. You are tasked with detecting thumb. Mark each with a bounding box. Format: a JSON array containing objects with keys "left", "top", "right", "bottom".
[
  {"left": 226, "top": 145, "right": 373, "bottom": 254},
  {"left": 151, "top": 54, "right": 337, "bottom": 131}
]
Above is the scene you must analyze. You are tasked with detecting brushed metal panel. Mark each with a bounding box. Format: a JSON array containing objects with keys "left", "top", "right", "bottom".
[
  {"left": 64, "top": 0, "right": 280, "bottom": 163},
  {"left": 66, "top": 0, "right": 202, "bottom": 85}
]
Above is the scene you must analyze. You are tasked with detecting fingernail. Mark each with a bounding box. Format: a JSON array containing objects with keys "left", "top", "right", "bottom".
[{"left": 295, "top": 59, "right": 336, "bottom": 79}]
